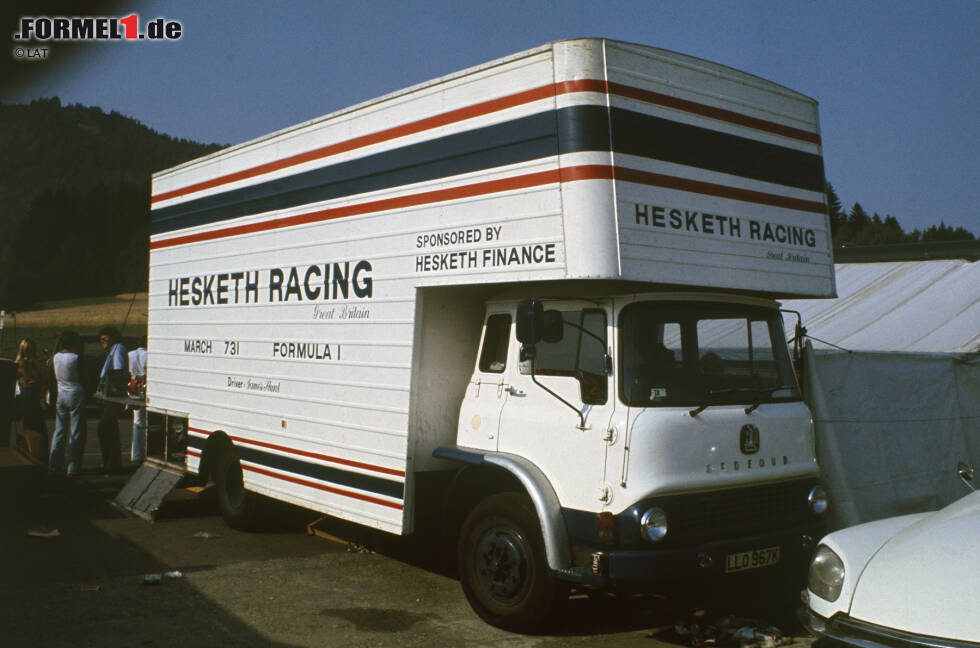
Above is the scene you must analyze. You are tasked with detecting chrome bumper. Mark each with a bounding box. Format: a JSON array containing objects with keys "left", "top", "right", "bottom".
[{"left": 798, "top": 607, "right": 979, "bottom": 648}]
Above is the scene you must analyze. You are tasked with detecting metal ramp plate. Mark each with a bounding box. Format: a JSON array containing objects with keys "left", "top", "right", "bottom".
[{"left": 113, "top": 463, "right": 184, "bottom": 521}]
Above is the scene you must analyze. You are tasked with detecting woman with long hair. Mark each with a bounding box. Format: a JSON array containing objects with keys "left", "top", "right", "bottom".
[{"left": 14, "top": 337, "right": 47, "bottom": 451}]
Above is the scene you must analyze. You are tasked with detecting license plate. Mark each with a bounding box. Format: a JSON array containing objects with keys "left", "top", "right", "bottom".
[{"left": 724, "top": 546, "right": 780, "bottom": 573}]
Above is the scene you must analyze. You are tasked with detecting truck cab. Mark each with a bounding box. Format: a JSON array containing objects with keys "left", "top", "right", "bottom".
[{"left": 443, "top": 291, "right": 827, "bottom": 628}]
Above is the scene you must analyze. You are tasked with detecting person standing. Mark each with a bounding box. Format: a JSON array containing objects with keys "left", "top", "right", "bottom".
[
  {"left": 48, "top": 332, "right": 85, "bottom": 477},
  {"left": 128, "top": 338, "right": 147, "bottom": 463},
  {"left": 97, "top": 326, "right": 128, "bottom": 473},
  {"left": 14, "top": 337, "right": 47, "bottom": 452},
  {"left": 0, "top": 356, "right": 16, "bottom": 447}
]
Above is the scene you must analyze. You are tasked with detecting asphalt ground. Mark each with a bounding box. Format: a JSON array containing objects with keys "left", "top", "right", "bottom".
[{"left": 0, "top": 416, "right": 820, "bottom": 648}]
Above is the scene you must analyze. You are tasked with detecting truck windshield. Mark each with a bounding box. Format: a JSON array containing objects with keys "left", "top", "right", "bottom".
[{"left": 620, "top": 301, "right": 800, "bottom": 407}]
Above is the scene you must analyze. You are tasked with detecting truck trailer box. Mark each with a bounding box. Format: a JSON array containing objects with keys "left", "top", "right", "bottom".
[{"left": 148, "top": 39, "right": 833, "bottom": 629}]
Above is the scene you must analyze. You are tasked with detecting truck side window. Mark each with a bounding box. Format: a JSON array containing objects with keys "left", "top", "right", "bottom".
[
  {"left": 533, "top": 309, "right": 608, "bottom": 405},
  {"left": 623, "top": 315, "right": 685, "bottom": 404},
  {"left": 478, "top": 314, "right": 510, "bottom": 373}
]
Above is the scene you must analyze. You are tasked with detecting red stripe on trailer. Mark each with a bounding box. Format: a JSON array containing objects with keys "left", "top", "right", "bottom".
[
  {"left": 605, "top": 81, "right": 822, "bottom": 145},
  {"left": 245, "top": 464, "right": 404, "bottom": 510},
  {"left": 615, "top": 167, "right": 826, "bottom": 213},
  {"left": 150, "top": 168, "right": 563, "bottom": 249},
  {"left": 187, "top": 426, "right": 404, "bottom": 478},
  {"left": 152, "top": 80, "right": 819, "bottom": 204},
  {"left": 151, "top": 163, "right": 823, "bottom": 250},
  {"left": 151, "top": 84, "right": 558, "bottom": 204},
  {"left": 229, "top": 435, "right": 405, "bottom": 478}
]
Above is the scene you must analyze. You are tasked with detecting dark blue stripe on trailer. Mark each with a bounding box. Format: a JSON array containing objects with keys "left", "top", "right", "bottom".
[
  {"left": 152, "top": 106, "right": 824, "bottom": 235},
  {"left": 236, "top": 444, "right": 405, "bottom": 501},
  {"left": 185, "top": 435, "right": 404, "bottom": 501}
]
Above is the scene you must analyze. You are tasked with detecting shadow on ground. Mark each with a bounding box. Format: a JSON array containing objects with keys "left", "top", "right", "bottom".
[{"left": 0, "top": 463, "right": 303, "bottom": 648}]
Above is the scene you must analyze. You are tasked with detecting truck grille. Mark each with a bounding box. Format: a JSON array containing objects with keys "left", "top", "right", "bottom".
[{"left": 664, "top": 479, "right": 813, "bottom": 543}]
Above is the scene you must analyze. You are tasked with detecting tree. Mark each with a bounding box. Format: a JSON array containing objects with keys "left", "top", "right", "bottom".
[
  {"left": 848, "top": 203, "right": 871, "bottom": 231},
  {"left": 920, "top": 222, "right": 976, "bottom": 243},
  {"left": 825, "top": 183, "right": 846, "bottom": 240},
  {"left": 0, "top": 98, "right": 223, "bottom": 308}
]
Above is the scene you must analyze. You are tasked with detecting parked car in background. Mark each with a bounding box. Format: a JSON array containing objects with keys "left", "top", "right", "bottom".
[
  {"left": 801, "top": 463, "right": 979, "bottom": 647},
  {"left": 44, "top": 332, "right": 141, "bottom": 415}
]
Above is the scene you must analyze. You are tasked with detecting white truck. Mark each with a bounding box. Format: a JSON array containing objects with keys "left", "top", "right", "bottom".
[{"left": 146, "top": 39, "right": 835, "bottom": 630}]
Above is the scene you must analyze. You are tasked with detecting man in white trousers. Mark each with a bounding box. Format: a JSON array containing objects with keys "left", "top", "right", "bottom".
[{"left": 128, "top": 339, "right": 148, "bottom": 463}]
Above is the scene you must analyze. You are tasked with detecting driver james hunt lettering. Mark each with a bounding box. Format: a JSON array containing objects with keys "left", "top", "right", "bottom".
[
  {"left": 227, "top": 377, "right": 281, "bottom": 393},
  {"left": 632, "top": 202, "right": 817, "bottom": 249},
  {"left": 228, "top": 376, "right": 282, "bottom": 394}
]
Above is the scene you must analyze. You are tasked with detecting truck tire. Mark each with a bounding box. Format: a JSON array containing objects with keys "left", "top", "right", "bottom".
[
  {"left": 457, "top": 492, "right": 566, "bottom": 631},
  {"left": 214, "top": 447, "right": 259, "bottom": 530}
]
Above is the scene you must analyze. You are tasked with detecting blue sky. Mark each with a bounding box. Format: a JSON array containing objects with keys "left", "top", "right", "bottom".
[{"left": 5, "top": 0, "right": 978, "bottom": 235}]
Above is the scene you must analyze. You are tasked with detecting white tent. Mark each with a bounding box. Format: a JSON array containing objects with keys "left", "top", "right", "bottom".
[{"left": 781, "top": 259, "right": 980, "bottom": 529}]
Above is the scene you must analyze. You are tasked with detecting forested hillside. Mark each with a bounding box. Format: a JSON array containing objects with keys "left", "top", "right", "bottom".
[
  {"left": 0, "top": 97, "right": 223, "bottom": 309},
  {"left": 826, "top": 184, "right": 975, "bottom": 247},
  {"left": 0, "top": 98, "right": 975, "bottom": 310}
]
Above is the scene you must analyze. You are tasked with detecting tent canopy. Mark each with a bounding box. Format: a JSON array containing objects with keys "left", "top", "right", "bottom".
[
  {"left": 781, "top": 259, "right": 979, "bottom": 528},
  {"left": 781, "top": 259, "right": 980, "bottom": 354}
]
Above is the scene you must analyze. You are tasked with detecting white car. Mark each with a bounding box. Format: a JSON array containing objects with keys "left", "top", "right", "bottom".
[{"left": 801, "top": 465, "right": 979, "bottom": 647}]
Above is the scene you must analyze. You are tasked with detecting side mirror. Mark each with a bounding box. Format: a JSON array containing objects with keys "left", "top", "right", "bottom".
[
  {"left": 541, "top": 310, "right": 564, "bottom": 343},
  {"left": 958, "top": 462, "right": 976, "bottom": 492},
  {"left": 516, "top": 299, "right": 543, "bottom": 344}
]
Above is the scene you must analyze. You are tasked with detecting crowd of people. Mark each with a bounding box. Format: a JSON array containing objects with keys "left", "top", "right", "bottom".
[{"left": 2, "top": 327, "right": 147, "bottom": 480}]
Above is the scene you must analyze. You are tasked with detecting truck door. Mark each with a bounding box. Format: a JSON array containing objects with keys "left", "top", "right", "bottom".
[
  {"left": 496, "top": 305, "right": 617, "bottom": 512},
  {"left": 456, "top": 312, "right": 512, "bottom": 451}
]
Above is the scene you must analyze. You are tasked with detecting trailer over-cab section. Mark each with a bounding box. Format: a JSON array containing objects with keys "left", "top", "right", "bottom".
[{"left": 151, "top": 38, "right": 834, "bottom": 300}]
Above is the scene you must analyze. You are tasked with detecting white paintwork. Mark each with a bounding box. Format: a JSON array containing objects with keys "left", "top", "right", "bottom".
[
  {"left": 148, "top": 38, "right": 831, "bottom": 535},
  {"left": 807, "top": 491, "right": 980, "bottom": 642},
  {"left": 457, "top": 292, "right": 820, "bottom": 513}
]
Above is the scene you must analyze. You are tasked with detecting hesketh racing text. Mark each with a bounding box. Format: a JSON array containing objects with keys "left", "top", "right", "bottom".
[{"left": 167, "top": 260, "right": 374, "bottom": 307}]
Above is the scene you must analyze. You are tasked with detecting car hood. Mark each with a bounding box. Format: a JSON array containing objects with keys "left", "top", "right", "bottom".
[{"left": 849, "top": 490, "right": 980, "bottom": 642}]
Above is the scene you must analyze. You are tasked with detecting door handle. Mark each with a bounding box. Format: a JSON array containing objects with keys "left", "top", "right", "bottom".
[{"left": 505, "top": 386, "right": 525, "bottom": 397}]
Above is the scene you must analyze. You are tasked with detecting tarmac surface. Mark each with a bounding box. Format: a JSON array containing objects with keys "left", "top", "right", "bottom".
[{"left": 0, "top": 416, "right": 821, "bottom": 648}]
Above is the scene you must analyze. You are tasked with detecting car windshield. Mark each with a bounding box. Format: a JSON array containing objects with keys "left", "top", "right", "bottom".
[{"left": 620, "top": 301, "right": 800, "bottom": 407}]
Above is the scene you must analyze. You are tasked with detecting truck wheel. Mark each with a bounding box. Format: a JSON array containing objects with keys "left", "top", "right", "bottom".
[
  {"left": 457, "top": 492, "right": 565, "bottom": 631},
  {"left": 214, "top": 448, "right": 259, "bottom": 530}
]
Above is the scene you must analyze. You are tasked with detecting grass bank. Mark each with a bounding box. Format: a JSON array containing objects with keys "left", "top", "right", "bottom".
[{"left": 1, "top": 293, "right": 147, "bottom": 358}]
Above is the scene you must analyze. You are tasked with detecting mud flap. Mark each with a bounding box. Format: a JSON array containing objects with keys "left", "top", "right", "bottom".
[{"left": 113, "top": 463, "right": 184, "bottom": 521}]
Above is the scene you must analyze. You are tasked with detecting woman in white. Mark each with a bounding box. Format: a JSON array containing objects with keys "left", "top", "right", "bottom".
[
  {"left": 128, "top": 339, "right": 147, "bottom": 462},
  {"left": 48, "top": 331, "right": 85, "bottom": 477}
]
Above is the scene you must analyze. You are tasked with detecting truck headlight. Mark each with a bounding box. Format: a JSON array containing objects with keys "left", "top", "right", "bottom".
[
  {"left": 639, "top": 507, "right": 668, "bottom": 543},
  {"left": 808, "top": 545, "right": 844, "bottom": 602},
  {"left": 808, "top": 485, "right": 828, "bottom": 515}
]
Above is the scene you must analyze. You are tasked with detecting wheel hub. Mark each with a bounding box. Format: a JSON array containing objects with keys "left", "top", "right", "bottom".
[{"left": 475, "top": 527, "right": 529, "bottom": 602}]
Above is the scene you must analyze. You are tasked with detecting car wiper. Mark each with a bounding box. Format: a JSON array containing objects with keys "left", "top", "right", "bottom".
[
  {"left": 690, "top": 387, "right": 757, "bottom": 417},
  {"left": 709, "top": 387, "right": 760, "bottom": 396},
  {"left": 744, "top": 385, "right": 797, "bottom": 414}
]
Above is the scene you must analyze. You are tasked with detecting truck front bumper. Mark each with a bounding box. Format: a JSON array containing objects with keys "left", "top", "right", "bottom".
[{"left": 567, "top": 519, "right": 822, "bottom": 588}]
